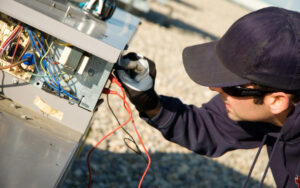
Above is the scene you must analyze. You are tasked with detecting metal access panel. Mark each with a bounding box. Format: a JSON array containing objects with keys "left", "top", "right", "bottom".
[
  {"left": 0, "top": 98, "right": 81, "bottom": 188},
  {"left": 0, "top": 0, "right": 140, "bottom": 63},
  {"left": 0, "top": 0, "right": 140, "bottom": 187}
]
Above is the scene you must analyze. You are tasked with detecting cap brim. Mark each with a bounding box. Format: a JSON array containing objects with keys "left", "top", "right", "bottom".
[{"left": 182, "top": 41, "right": 250, "bottom": 87}]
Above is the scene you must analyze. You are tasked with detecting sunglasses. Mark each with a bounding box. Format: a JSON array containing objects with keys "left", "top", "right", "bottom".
[{"left": 221, "top": 86, "right": 283, "bottom": 97}]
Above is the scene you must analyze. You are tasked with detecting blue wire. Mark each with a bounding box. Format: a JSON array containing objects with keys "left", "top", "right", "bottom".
[
  {"left": 27, "top": 29, "right": 58, "bottom": 89},
  {"left": 32, "top": 31, "right": 73, "bottom": 100},
  {"left": 24, "top": 26, "right": 60, "bottom": 93},
  {"left": 47, "top": 61, "right": 79, "bottom": 100},
  {"left": 41, "top": 33, "right": 44, "bottom": 48},
  {"left": 31, "top": 30, "right": 61, "bottom": 95},
  {"left": 32, "top": 30, "right": 46, "bottom": 54},
  {"left": 35, "top": 33, "right": 61, "bottom": 90},
  {"left": 61, "top": 87, "right": 79, "bottom": 101},
  {"left": 28, "top": 28, "right": 61, "bottom": 95},
  {"left": 29, "top": 29, "right": 63, "bottom": 97},
  {"left": 32, "top": 31, "right": 78, "bottom": 100},
  {"left": 25, "top": 27, "right": 56, "bottom": 89},
  {"left": 25, "top": 26, "right": 79, "bottom": 101}
]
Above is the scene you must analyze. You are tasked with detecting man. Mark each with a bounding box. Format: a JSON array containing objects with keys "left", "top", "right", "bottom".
[{"left": 116, "top": 7, "right": 300, "bottom": 188}]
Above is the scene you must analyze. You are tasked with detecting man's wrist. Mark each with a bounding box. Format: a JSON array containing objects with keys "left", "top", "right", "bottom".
[
  {"left": 144, "top": 101, "right": 161, "bottom": 118},
  {"left": 133, "top": 89, "right": 160, "bottom": 112}
]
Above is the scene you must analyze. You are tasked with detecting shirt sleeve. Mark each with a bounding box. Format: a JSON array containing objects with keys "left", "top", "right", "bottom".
[{"left": 141, "top": 94, "right": 275, "bottom": 157}]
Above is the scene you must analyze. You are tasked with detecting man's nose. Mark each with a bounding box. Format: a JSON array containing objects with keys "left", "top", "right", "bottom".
[{"left": 209, "top": 87, "right": 223, "bottom": 93}]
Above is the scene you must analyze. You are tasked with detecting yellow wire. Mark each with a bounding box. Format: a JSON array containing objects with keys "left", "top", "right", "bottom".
[
  {"left": 40, "top": 41, "right": 54, "bottom": 77},
  {"left": 40, "top": 42, "right": 73, "bottom": 83},
  {"left": 55, "top": 39, "right": 72, "bottom": 47}
]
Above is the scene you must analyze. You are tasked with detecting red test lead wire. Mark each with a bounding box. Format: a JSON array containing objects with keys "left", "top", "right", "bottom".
[{"left": 87, "top": 75, "right": 151, "bottom": 188}]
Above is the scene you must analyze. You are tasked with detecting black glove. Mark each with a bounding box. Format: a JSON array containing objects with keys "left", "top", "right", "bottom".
[{"left": 115, "top": 52, "right": 160, "bottom": 112}]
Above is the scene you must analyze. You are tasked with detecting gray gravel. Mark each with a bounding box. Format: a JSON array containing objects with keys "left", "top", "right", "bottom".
[{"left": 62, "top": 0, "right": 276, "bottom": 187}]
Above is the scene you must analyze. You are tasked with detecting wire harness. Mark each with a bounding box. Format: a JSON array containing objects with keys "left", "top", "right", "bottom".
[{"left": 87, "top": 74, "right": 152, "bottom": 188}]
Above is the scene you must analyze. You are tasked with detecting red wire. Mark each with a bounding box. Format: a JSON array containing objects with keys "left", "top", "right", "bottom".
[
  {"left": 0, "top": 25, "right": 20, "bottom": 52},
  {"left": 11, "top": 26, "right": 23, "bottom": 64},
  {"left": 87, "top": 75, "right": 151, "bottom": 188},
  {"left": 87, "top": 115, "right": 132, "bottom": 188}
]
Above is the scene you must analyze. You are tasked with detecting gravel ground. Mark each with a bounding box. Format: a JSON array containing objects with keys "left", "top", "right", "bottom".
[{"left": 62, "top": 0, "right": 276, "bottom": 187}]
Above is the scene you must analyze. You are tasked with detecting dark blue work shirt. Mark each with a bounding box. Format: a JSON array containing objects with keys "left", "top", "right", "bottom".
[{"left": 141, "top": 95, "right": 300, "bottom": 188}]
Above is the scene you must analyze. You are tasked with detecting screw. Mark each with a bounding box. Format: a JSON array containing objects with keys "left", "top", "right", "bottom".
[
  {"left": 21, "top": 114, "right": 29, "bottom": 120},
  {"left": 88, "top": 68, "right": 95, "bottom": 76},
  {"left": 12, "top": 78, "right": 19, "bottom": 84},
  {"left": 10, "top": 103, "right": 21, "bottom": 109}
]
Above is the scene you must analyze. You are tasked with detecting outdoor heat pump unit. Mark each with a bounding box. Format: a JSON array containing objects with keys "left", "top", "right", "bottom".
[{"left": 0, "top": 0, "right": 140, "bottom": 187}]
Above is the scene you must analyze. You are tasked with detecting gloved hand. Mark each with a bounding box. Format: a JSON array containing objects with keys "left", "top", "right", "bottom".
[{"left": 115, "top": 52, "right": 160, "bottom": 113}]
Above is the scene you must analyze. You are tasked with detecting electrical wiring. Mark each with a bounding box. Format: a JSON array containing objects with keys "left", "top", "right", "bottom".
[
  {"left": 106, "top": 81, "right": 158, "bottom": 181},
  {"left": 40, "top": 34, "right": 45, "bottom": 49},
  {"left": 10, "top": 26, "right": 23, "bottom": 64},
  {"left": 31, "top": 30, "right": 61, "bottom": 91},
  {"left": 106, "top": 81, "right": 148, "bottom": 159},
  {"left": 61, "top": 74, "right": 73, "bottom": 83},
  {"left": 55, "top": 39, "right": 72, "bottom": 47},
  {"left": 59, "top": 81, "right": 79, "bottom": 100},
  {"left": 0, "top": 30, "right": 20, "bottom": 57},
  {"left": 31, "top": 30, "right": 47, "bottom": 54},
  {"left": 42, "top": 44, "right": 79, "bottom": 100},
  {"left": 16, "top": 38, "right": 30, "bottom": 62},
  {"left": 48, "top": 61, "right": 62, "bottom": 95},
  {"left": 40, "top": 41, "right": 54, "bottom": 78},
  {"left": 87, "top": 105, "right": 132, "bottom": 188},
  {"left": 25, "top": 26, "right": 79, "bottom": 101},
  {"left": 0, "top": 58, "right": 28, "bottom": 70},
  {"left": 46, "top": 39, "right": 75, "bottom": 89},
  {"left": 44, "top": 39, "right": 55, "bottom": 61},
  {"left": 25, "top": 27, "right": 57, "bottom": 85},
  {"left": 0, "top": 25, "right": 20, "bottom": 53},
  {"left": 25, "top": 26, "right": 59, "bottom": 93},
  {"left": 31, "top": 30, "right": 79, "bottom": 101},
  {"left": 31, "top": 30, "right": 61, "bottom": 89},
  {"left": 87, "top": 75, "right": 151, "bottom": 188}
]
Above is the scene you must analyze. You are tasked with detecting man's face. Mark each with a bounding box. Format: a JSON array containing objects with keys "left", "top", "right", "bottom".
[{"left": 209, "top": 86, "right": 273, "bottom": 122}]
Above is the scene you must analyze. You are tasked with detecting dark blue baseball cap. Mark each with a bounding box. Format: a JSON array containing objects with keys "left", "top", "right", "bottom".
[{"left": 183, "top": 7, "right": 300, "bottom": 90}]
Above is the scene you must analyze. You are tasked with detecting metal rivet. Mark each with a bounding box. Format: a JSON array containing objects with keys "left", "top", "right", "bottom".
[
  {"left": 88, "top": 68, "right": 95, "bottom": 76},
  {"left": 12, "top": 78, "right": 19, "bottom": 84},
  {"left": 21, "top": 114, "right": 29, "bottom": 120}
]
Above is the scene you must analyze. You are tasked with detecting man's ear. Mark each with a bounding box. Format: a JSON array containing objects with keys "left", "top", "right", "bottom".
[{"left": 264, "top": 92, "right": 291, "bottom": 114}]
